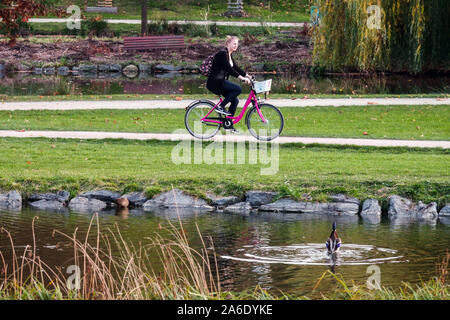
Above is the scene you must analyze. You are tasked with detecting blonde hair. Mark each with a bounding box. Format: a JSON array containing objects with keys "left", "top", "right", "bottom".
[{"left": 225, "top": 35, "right": 239, "bottom": 45}]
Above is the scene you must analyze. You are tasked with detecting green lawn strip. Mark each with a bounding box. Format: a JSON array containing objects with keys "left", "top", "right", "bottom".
[
  {"left": 26, "top": 21, "right": 294, "bottom": 38},
  {"left": 1, "top": 93, "right": 448, "bottom": 103},
  {"left": 0, "top": 137, "right": 448, "bottom": 206},
  {"left": 1, "top": 105, "right": 449, "bottom": 141},
  {"left": 46, "top": 1, "right": 311, "bottom": 23}
]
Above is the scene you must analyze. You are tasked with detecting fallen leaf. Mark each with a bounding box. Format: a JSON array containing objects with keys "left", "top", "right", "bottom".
[
  {"left": 175, "top": 97, "right": 182, "bottom": 101},
  {"left": 363, "top": 131, "right": 368, "bottom": 135},
  {"left": 367, "top": 102, "right": 378, "bottom": 105}
]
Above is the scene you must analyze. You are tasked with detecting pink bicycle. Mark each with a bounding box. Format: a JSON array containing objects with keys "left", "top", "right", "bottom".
[{"left": 184, "top": 78, "right": 284, "bottom": 141}]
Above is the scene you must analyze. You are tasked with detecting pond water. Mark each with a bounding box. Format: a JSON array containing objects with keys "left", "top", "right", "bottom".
[
  {"left": 1, "top": 207, "right": 449, "bottom": 297},
  {"left": 0, "top": 72, "right": 449, "bottom": 96}
]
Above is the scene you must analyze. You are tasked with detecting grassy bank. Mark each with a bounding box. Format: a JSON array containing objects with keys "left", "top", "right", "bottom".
[
  {"left": 0, "top": 137, "right": 448, "bottom": 205},
  {"left": 26, "top": 21, "right": 289, "bottom": 38},
  {"left": 49, "top": 0, "right": 311, "bottom": 22},
  {"left": 1, "top": 105, "right": 449, "bottom": 141},
  {"left": 2, "top": 274, "right": 447, "bottom": 300}
]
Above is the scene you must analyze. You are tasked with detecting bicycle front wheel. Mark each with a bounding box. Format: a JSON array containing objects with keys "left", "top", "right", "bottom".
[
  {"left": 185, "top": 101, "right": 221, "bottom": 139},
  {"left": 246, "top": 103, "right": 284, "bottom": 141}
]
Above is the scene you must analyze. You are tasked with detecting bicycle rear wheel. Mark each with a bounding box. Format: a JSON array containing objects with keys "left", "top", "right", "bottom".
[
  {"left": 246, "top": 103, "right": 284, "bottom": 141},
  {"left": 185, "top": 101, "right": 221, "bottom": 139}
]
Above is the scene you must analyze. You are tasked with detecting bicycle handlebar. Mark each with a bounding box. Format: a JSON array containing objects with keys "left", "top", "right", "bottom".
[{"left": 241, "top": 75, "right": 256, "bottom": 88}]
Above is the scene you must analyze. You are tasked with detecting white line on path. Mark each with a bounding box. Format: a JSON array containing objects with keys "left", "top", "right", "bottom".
[
  {"left": 0, "top": 98, "right": 448, "bottom": 111},
  {"left": 0, "top": 130, "right": 448, "bottom": 148}
]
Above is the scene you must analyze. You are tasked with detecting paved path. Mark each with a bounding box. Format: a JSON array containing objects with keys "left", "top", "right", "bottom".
[
  {"left": 0, "top": 130, "right": 448, "bottom": 148},
  {"left": 1, "top": 98, "right": 448, "bottom": 111},
  {"left": 29, "top": 18, "right": 306, "bottom": 28}
]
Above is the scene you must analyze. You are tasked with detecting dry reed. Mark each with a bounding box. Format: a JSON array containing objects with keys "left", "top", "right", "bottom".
[{"left": 0, "top": 208, "right": 221, "bottom": 300}]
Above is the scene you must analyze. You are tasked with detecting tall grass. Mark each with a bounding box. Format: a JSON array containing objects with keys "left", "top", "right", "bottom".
[
  {"left": 312, "top": 251, "right": 449, "bottom": 300},
  {"left": 0, "top": 209, "right": 222, "bottom": 299}
]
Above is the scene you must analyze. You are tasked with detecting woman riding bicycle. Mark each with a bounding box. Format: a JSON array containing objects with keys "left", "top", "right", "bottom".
[{"left": 206, "top": 36, "right": 251, "bottom": 132}]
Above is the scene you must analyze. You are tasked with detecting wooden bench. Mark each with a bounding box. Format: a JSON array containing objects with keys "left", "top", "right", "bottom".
[
  {"left": 98, "top": 0, "right": 113, "bottom": 7},
  {"left": 86, "top": 0, "right": 117, "bottom": 13},
  {"left": 123, "top": 35, "right": 185, "bottom": 51},
  {"left": 227, "top": 0, "right": 244, "bottom": 11}
]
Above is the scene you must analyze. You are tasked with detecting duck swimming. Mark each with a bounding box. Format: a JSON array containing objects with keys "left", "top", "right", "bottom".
[{"left": 326, "top": 222, "right": 342, "bottom": 254}]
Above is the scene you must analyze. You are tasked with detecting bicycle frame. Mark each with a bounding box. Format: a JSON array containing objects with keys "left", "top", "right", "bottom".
[{"left": 200, "top": 89, "right": 267, "bottom": 125}]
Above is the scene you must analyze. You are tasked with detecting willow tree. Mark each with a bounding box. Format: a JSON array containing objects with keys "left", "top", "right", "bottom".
[{"left": 311, "top": 0, "right": 450, "bottom": 73}]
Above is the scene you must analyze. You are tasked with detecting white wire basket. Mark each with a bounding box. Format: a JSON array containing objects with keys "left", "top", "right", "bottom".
[{"left": 253, "top": 79, "right": 272, "bottom": 94}]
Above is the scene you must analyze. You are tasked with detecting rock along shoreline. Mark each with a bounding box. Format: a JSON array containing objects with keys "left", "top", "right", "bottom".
[{"left": 0, "top": 188, "right": 448, "bottom": 224}]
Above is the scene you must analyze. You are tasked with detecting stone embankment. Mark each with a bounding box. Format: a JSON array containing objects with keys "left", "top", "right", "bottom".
[
  {"left": 0, "top": 189, "right": 448, "bottom": 224},
  {"left": 0, "top": 63, "right": 201, "bottom": 78}
]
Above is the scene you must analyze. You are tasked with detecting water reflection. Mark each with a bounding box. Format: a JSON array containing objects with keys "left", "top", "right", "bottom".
[
  {"left": 0, "top": 72, "right": 448, "bottom": 96},
  {"left": 0, "top": 207, "right": 448, "bottom": 296},
  {"left": 146, "top": 207, "right": 212, "bottom": 220}
]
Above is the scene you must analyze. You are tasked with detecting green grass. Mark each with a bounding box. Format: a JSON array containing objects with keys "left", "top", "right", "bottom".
[
  {"left": 48, "top": 0, "right": 311, "bottom": 23},
  {"left": 311, "top": 270, "right": 449, "bottom": 300},
  {"left": 1, "top": 105, "right": 449, "bottom": 141},
  {"left": 0, "top": 137, "right": 448, "bottom": 204},
  {"left": 2, "top": 275, "right": 446, "bottom": 300},
  {"left": 26, "top": 21, "right": 290, "bottom": 38}
]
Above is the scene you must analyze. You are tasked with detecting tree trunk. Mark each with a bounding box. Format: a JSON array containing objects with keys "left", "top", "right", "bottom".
[{"left": 141, "top": 0, "right": 148, "bottom": 36}]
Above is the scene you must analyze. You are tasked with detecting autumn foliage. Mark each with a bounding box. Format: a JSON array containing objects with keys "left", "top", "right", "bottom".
[{"left": 0, "top": 0, "right": 56, "bottom": 46}]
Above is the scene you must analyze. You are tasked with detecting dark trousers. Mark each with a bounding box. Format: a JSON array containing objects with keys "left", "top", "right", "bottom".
[{"left": 219, "top": 80, "right": 242, "bottom": 116}]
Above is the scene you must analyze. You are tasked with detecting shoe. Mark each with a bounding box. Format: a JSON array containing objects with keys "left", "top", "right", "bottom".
[
  {"left": 215, "top": 106, "right": 231, "bottom": 116},
  {"left": 228, "top": 127, "right": 239, "bottom": 134}
]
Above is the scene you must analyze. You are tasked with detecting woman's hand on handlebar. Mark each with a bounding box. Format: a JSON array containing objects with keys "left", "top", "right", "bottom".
[
  {"left": 245, "top": 74, "right": 256, "bottom": 82},
  {"left": 239, "top": 75, "right": 251, "bottom": 85}
]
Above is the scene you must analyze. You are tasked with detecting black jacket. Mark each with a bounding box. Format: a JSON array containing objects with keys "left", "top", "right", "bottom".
[{"left": 206, "top": 48, "right": 246, "bottom": 95}]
